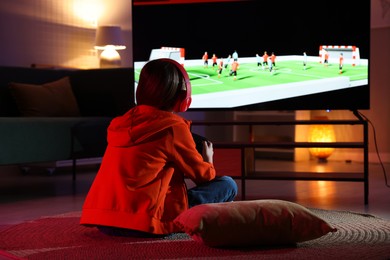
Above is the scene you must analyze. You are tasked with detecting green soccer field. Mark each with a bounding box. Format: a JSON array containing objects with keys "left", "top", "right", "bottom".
[
  {"left": 184, "top": 60, "right": 368, "bottom": 95},
  {"left": 134, "top": 57, "right": 368, "bottom": 108}
]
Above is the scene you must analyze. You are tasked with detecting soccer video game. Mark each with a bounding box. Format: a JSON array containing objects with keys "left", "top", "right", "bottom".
[
  {"left": 134, "top": 48, "right": 368, "bottom": 109},
  {"left": 133, "top": 0, "right": 370, "bottom": 110}
]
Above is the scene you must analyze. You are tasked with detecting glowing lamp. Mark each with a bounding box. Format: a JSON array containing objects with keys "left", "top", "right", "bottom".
[
  {"left": 308, "top": 116, "right": 336, "bottom": 162},
  {"left": 95, "top": 26, "right": 126, "bottom": 68}
]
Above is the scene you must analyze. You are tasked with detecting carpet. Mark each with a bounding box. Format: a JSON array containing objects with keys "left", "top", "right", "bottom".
[{"left": 0, "top": 209, "right": 389, "bottom": 260}]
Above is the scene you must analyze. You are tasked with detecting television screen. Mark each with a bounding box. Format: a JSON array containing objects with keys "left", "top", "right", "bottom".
[{"left": 132, "top": 0, "right": 370, "bottom": 111}]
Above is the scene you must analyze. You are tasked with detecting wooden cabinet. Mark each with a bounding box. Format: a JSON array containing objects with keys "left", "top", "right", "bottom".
[
  {"left": 191, "top": 114, "right": 369, "bottom": 204},
  {"left": 233, "top": 111, "right": 296, "bottom": 161}
]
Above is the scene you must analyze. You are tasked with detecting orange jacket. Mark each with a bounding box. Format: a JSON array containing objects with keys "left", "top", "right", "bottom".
[{"left": 80, "top": 105, "right": 216, "bottom": 234}]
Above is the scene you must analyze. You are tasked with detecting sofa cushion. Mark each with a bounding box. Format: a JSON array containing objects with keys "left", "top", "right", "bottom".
[
  {"left": 8, "top": 76, "right": 81, "bottom": 117},
  {"left": 174, "top": 199, "right": 337, "bottom": 247}
]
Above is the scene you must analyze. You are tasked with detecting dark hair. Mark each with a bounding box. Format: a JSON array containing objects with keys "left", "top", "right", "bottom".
[{"left": 136, "top": 59, "right": 185, "bottom": 111}]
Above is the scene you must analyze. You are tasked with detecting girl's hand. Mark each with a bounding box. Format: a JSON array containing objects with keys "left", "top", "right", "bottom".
[{"left": 202, "top": 141, "right": 214, "bottom": 164}]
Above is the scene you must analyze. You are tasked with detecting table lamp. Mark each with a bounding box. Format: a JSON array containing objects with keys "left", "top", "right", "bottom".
[
  {"left": 95, "top": 26, "right": 126, "bottom": 68},
  {"left": 308, "top": 116, "right": 336, "bottom": 163}
]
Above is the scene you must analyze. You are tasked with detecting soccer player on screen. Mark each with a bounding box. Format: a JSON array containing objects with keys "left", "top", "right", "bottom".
[
  {"left": 267, "top": 57, "right": 273, "bottom": 73},
  {"left": 232, "top": 50, "right": 238, "bottom": 61},
  {"left": 256, "top": 54, "right": 262, "bottom": 68},
  {"left": 262, "top": 51, "right": 268, "bottom": 70},
  {"left": 202, "top": 51, "right": 208, "bottom": 68},
  {"left": 339, "top": 53, "right": 344, "bottom": 74},
  {"left": 217, "top": 58, "right": 224, "bottom": 78},
  {"left": 212, "top": 54, "right": 218, "bottom": 69},
  {"left": 270, "top": 52, "right": 276, "bottom": 67},
  {"left": 229, "top": 60, "right": 239, "bottom": 80},
  {"left": 323, "top": 50, "right": 329, "bottom": 67},
  {"left": 303, "top": 52, "right": 307, "bottom": 70}
]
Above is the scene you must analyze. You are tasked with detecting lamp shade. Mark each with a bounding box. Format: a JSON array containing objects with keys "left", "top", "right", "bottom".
[{"left": 95, "top": 26, "right": 126, "bottom": 50}]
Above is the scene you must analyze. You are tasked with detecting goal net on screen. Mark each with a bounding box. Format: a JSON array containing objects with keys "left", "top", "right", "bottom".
[
  {"left": 319, "top": 45, "right": 360, "bottom": 66},
  {"left": 149, "top": 47, "right": 185, "bottom": 65}
]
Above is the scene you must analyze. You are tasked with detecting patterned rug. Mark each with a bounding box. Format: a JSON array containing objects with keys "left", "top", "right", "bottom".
[{"left": 0, "top": 208, "right": 389, "bottom": 259}]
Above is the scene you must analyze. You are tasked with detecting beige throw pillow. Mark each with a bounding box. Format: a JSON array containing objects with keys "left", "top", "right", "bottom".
[
  {"left": 174, "top": 199, "right": 337, "bottom": 247},
  {"left": 8, "top": 76, "right": 80, "bottom": 117}
]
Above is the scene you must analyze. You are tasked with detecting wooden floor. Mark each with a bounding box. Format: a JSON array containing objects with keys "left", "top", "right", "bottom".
[{"left": 0, "top": 159, "right": 390, "bottom": 226}]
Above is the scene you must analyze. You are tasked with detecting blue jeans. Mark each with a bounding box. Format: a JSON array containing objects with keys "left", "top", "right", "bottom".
[
  {"left": 187, "top": 175, "right": 238, "bottom": 208},
  {"left": 188, "top": 133, "right": 238, "bottom": 207}
]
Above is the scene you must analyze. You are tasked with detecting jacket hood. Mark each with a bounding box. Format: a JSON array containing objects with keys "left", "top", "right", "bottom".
[{"left": 107, "top": 105, "right": 190, "bottom": 147}]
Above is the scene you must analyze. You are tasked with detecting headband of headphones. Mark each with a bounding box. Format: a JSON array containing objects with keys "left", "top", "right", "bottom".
[{"left": 160, "top": 58, "right": 192, "bottom": 112}]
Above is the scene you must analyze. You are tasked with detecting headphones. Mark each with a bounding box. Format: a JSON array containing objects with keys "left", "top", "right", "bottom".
[{"left": 160, "top": 58, "right": 192, "bottom": 112}]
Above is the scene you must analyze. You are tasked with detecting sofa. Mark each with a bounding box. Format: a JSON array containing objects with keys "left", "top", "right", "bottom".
[{"left": 0, "top": 66, "right": 134, "bottom": 174}]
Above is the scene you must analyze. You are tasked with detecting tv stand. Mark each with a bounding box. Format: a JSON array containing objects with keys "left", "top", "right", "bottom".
[{"left": 191, "top": 113, "right": 369, "bottom": 204}]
